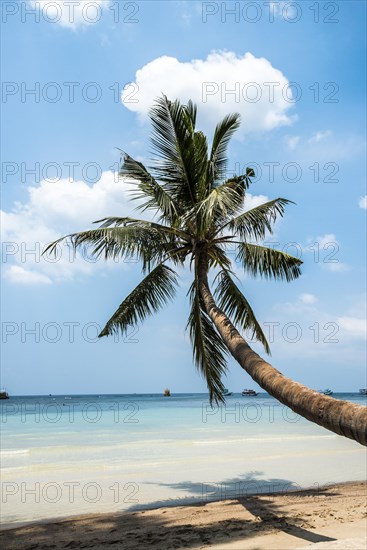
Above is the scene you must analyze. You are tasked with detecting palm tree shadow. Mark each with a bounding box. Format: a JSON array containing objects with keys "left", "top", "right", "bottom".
[
  {"left": 237, "top": 493, "right": 335, "bottom": 544},
  {"left": 138, "top": 472, "right": 338, "bottom": 545},
  {"left": 0, "top": 473, "right": 342, "bottom": 549}
]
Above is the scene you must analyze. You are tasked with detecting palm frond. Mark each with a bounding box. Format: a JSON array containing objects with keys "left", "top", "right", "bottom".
[
  {"left": 193, "top": 131, "right": 209, "bottom": 202},
  {"left": 187, "top": 282, "right": 229, "bottom": 405},
  {"left": 208, "top": 113, "right": 241, "bottom": 185},
  {"left": 99, "top": 264, "right": 178, "bottom": 337},
  {"left": 185, "top": 99, "right": 197, "bottom": 128},
  {"left": 214, "top": 173, "right": 251, "bottom": 216},
  {"left": 236, "top": 243, "right": 302, "bottom": 281},
  {"left": 184, "top": 174, "right": 247, "bottom": 235},
  {"left": 225, "top": 198, "right": 293, "bottom": 241},
  {"left": 43, "top": 224, "right": 172, "bottom": 272},
  {"left": 93, "top": 216, "right": 188, "bottom": 239},
  {"left": 207, "top": 244, "right": 232, "bottom": 270},
  {"left": 119, "top": 152, "right": 180, "bottom": 224},
  {"left": 214, "top": 269, "right": 270, "bottom": 354},
  {"left": 149, "top": 95, "right": 197, "bottom": 208}
]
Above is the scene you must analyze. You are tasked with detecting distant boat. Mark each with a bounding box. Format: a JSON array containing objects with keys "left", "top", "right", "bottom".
[
  {"left": 242, "top": 389, "right": 258, "bottom": 396},
  {"left": 359, "top": 389, "right": 367, "bottom": 395},
  {"left": 221, "top": 388, "right": 232, "bottom": 397},
  {"left": 163, "top": 388, "right": 171, "bottom": 397},
  {"left": 0, "top": 390, "right": 9, "bottom": 400},
  {"left": 319, "top": 389, "right": 333, "bottom": 396}
]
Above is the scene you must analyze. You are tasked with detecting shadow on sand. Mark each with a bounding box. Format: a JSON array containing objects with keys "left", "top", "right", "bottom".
[{"left": 1, "top": 473, "right": 340, "bottom": 550}]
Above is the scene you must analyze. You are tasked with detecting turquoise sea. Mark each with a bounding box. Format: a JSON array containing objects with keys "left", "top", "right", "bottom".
[{"left": 1, "top": 393, "right": 366, "bottom": 525}]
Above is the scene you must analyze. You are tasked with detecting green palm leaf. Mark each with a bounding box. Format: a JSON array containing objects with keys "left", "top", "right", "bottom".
[
  {"left": 99, "top": 264, "right": 178, "bottom": 337},
  {"left": 208, "top": 113, "right": 241, "bottom": 185},
  {"left": 236, "top": 243, "right": 302, "bottom": 281},
  {"left": 225, "top": 198, "right": 293, "bottom": 241},
  {"left": 207, "top": 244, "right": 232, "bottom": 270},
  {"left": 149, "top": 95, "right": 197, "bottom": 208},
  {"left": 43, "top": 224, "right": 172, "bottom": 272},
  {"left": 193, "top": 131, "right": 209, "bottom": 202},
  {"left": 212, "top": 174, "right": 250, "bottom": 217},
  {"left": 183, "top": 174, "right": 250, "bottom": 236},
  {"left": 119, "top": 152, "right": 180, "bottom": 224},
  {"left": 187, "top": 282, "right": 229, "bottom": 405},
  {"left": 93, "top": 216, "right": 187, "bottom": 239},
  {"left": 214, "top": 269, "right": 270, "bottom": 354}
]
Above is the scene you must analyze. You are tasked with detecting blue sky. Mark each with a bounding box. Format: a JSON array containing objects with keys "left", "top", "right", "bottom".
[{"left": 1, "top": 0, "right": 366, "bottom": 395}]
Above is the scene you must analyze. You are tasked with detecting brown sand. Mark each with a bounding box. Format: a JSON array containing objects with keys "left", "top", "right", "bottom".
[{"left": 1, "top": 482, "right": 366, "bottom": 550}]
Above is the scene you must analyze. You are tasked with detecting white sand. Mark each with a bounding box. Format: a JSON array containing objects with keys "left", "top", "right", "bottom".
[{"left": 1, "top": 481, "right": 366, "bottom": 549}]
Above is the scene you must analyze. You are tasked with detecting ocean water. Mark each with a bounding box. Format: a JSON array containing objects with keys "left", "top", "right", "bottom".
[{"left": 1, "top": 393, "right": 366, "bottom": 525}]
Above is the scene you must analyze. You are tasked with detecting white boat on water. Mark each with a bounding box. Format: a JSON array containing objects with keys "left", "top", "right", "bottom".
[
  {"left": 359, "top": 389, "right": 367, "bottom": 395},
  {"left": 241, "top": 389, "right": 258, "bottom": 396},
  {"left": 221, "top": 388, "right": 232, "bottom": 397}
]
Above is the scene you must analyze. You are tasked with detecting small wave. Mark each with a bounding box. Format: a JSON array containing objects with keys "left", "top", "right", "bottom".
[
  {"left": 0, "top": 449, "right": 29, "bottom": 456},
  {"left": 194, "top": 434, "right": 337, "bottom": 445}
]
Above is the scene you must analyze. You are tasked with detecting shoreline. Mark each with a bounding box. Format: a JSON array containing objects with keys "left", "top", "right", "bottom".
[{"left": 1, "top": 481, "right": 366, "bottom": 549}]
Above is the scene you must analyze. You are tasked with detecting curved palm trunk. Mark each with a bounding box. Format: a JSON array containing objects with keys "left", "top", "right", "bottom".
[{"left": 197, "top": 252, "right": 367, "bottom": 446}]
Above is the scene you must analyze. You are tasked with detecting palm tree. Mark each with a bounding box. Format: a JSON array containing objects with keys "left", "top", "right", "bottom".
[{"left": 45, "top": 96, "right": 367, "bottom": 446}]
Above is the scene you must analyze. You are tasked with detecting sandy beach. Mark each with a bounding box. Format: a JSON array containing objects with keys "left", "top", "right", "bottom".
[{"left": 1, "top": 481, "right": 366, "bottom": 550}]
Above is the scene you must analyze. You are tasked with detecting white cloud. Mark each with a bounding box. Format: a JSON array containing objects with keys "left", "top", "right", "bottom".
[
  {"left": 308, "top": 130, "right": 332, "bottom": 143},
  {"left": 314, "top": 233, "right": 337, "bottom": 249},
  {"left": 359, "top": 195, "right": 367, "bottom": 209},
  {"left": 275, "top": 293, "right": 318, "bottom": 315},
  {"left": 337, "top": 316, "right": 367, "bottom": 340},
  {"left": 121, "top": 51, "right": 296, "bottom": 135},
  {"left": 29, "top": 0, "right": 110, "bottom": 29},
  {"left": 23, "top": 171, "right": 134, "bottom": 229},
  {"left": 305, "top": 234, "right": 348, "bottom": 273},
  {"left": 1, "top": 172, "right": 138, "bottom": 284},
  {"left": 326, "top": 262, "right": 348, "bottom": 272},
  {"left": 294, "top": 132, "right": 365, "bottom": 164},
  {"left": 285, "top": 135, "right": 300, "bottom": 150},
  {"left": 243, "top": 193, "right": 269, "bottom": 212},
  {"left": 4, "top": 266, "right": 52, "bottom": 285},
  {"left": 299, "top": 293, "right": 317, "bottom": 305},
  {"left": 2, "top": 171, "right": 270, "bottom": 285}
]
